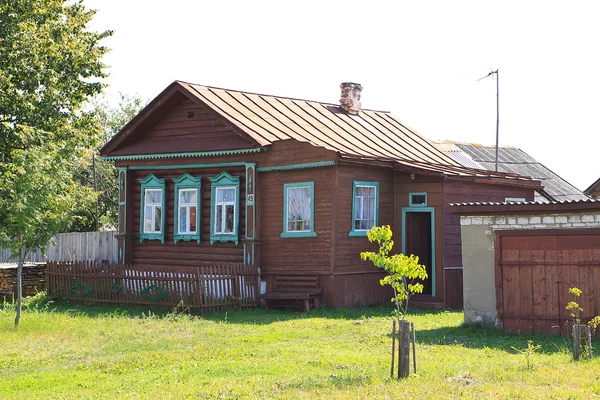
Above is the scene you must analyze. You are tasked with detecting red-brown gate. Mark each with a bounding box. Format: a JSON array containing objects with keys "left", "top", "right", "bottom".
[{"left": 496, "top": 229, "right": 600, "bottom": 335}]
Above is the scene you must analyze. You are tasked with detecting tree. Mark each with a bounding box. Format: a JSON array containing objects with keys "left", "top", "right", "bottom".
[
  {"left": 0, "top": 142, "right": 91, "bottom": 326},
  {"left": 0, "top": 0, "right": 111, "bottom": 327},
  {"left": 360, "top": 225, "right": 428, "bottom": 322},
  {"left": 0, "top": 0, "right": 111, "bottom": 159},
  {"left": 360, "top": 225, "right": 428, "bottom": 378},
  {"left": 68, "top": 94, "right": 146, "bottom": 232}
]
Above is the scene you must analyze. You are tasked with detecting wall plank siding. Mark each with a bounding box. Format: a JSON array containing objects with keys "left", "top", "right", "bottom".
[
  {"left": 442, "top": 180, "right": 534, "bottom": 269},
  {"left": 130, "top": 167, "right": 246, "bottom": 266}
]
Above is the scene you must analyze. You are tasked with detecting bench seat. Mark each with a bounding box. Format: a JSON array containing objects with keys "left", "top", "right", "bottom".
[{"left": 260, "top": 275, "right": 322, "bottom": 312}]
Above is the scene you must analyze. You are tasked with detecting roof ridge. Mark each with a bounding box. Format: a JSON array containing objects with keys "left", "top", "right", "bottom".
[{"left": 177, "top": 80, "right": 391, "bottom": 113}]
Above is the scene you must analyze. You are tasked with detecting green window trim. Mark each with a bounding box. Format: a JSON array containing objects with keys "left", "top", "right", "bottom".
[
  {"left": 139, "top": 174, "right": 166, "bottom": 243},
  {"left": 349, "top": 181, "right": 379, "bottom": 237},
  {"left": 409, "top": 192, "right": 428, "bottom": 207},
  {"left": 281, "top": 181, "right": 317, "bottom": 238},
  {"left": 173, "top": 173, "right": 201, "bottom": 244},
  {"left": 209, "top": 172, "right": 240, "bottom": 245}
]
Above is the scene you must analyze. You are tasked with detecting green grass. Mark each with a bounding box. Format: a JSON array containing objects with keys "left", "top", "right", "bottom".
[{"left": 1, "top": 294, "right": 600, "bottom": 399}]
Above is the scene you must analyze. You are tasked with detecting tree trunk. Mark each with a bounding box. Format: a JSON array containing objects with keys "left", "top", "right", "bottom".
[{"left": 14, "top": 250, "right": 24, "bottom": 328}]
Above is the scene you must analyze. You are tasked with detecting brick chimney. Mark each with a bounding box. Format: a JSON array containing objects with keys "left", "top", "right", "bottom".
[{"left": 339, "top": 82, "right": 362, "bottom": 115}]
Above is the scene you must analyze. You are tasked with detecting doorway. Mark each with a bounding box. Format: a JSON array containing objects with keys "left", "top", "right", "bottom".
[{"left": 402, "top": 208, "right": 435, "bottom": 296}]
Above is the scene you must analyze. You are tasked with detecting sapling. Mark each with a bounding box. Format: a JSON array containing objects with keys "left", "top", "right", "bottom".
[{"left": 360, "top": 225, "right": 428, "bottom": 378}]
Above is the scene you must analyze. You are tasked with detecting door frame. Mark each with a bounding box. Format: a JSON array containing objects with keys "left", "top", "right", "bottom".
[{"left": 401, "top": 207, "right": 436, "bottom": 297}]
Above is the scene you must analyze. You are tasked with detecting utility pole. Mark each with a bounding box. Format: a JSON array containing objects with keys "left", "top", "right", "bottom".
[{"left": 478, "top": 69, "right": 500, "bottom": 171}]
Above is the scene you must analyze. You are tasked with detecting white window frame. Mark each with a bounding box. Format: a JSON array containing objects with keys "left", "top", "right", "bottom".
[
  {"left": 214, "top": 186, "right": 237, "bottom": 235},
  {"left": 144, "top": 188, "right": 163, "bottom": 234},
  {"left": 281, "top": 182, "right": 316, "bottom": 238},
  {"left": 178, "top": 188, "right": 198, "bottom": 235}
]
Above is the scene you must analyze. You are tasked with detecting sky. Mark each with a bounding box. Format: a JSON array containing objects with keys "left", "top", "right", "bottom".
[{"left": 84, "top": 0, "right": 600, "bottom": 191}]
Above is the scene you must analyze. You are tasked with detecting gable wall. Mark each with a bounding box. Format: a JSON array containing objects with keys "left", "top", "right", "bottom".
[{"left": 113, "top": 99, "right": 254, "bottom": 155}]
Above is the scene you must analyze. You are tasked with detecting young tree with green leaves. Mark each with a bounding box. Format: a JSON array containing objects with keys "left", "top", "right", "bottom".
[
  {"left": 361, "top": 225, "right": 428, "bottom": 378},
  {"left": 0, "top": 143, "right": 92, "bottom": 326},
  {"left": 361, "top": 225, "right": 428, "bottom": 322},
  {"left": 0, "top": 0, "right": 111, "bottom": 326}
]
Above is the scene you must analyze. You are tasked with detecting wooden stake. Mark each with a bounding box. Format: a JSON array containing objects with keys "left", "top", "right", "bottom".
[
  {"left": 391, "top": 320, "right": 396, "bottom": 378},
  {"left": 587, "top": 325, "right": 593, "bottom": 361},
  {"left": 573, "top": 324, "right": 582, "bottom": 361},
  {"left": 411, "top": 322, "right": 417, "bottom": 374},
  {"left": 399, "top": 320, "right": 410, "bottom": 378}
]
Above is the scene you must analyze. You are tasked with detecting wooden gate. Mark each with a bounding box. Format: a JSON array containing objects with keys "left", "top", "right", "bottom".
[{"left": 496, "top": 229, "right": 600, "bottom": 335}]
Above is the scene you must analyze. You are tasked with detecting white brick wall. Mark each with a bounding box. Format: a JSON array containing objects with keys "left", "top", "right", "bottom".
[{"left": 460, "top": 212, "right": 600, "bottom": 230}]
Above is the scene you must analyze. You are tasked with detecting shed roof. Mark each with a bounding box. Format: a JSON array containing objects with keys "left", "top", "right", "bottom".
[
  {"left": 101, "top": 81, "right": 542, "bottom": 187},
  {"left": 449, "top": 199, "right": 600, "bottom": 215},
  {"left": 436, "top": 141, "right": 588, "bottom": 202}
]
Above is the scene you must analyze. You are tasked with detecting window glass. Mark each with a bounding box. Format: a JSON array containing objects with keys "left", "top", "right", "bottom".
[
  {"left": 177, "top": 188, "right": 197, "bottom": 234},
  {"left": 144, "top": 189, "right": 162, "bottom": 233},
  {"left": 214, "top": 187, "right": 236, "bottom": 235},
  {"left": 354, "top": 185, "right": 376, "bottom": 230},
  {"left": 287, "top": 186, "right": 312, "bottom": 232}
]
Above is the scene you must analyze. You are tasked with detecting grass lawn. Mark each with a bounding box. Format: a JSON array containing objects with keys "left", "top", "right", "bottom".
[{"left": 1, "top": 295, "right": 600, "bottom": 399}]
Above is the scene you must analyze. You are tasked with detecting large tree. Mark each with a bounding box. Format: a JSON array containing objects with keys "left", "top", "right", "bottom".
[
  {"left": 0, "top": 0, "right": 111, "bottom": 158},
  {"left": 68, "top": 94, "right": 146, "bottom": 232},
  {"left": 0, "top": 0, "right": 112, "bottom": 327}
]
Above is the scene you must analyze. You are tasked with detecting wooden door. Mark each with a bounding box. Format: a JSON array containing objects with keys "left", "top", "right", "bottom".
[
  {"left": 405, "top": 211, "right": 433, "bottom": 295},
  {"left": 497, "top": 230, "right": 600, "bottom": 335}
]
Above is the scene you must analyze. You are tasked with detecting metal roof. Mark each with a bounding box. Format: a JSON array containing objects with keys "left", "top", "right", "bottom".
[
  {"left": 436, "top": 142, "right": 589, "bottom": 201},
  {"left": 449, "top": 199, "right": 600, "bottom": 215},
  {"left": 101, "top": 82, "right": 542, "bottom": 187},
  {"left": 181, "top": 82, "right": 459, "bottom": 166}
]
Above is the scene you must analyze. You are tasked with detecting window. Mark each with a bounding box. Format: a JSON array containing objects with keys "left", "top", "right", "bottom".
[
  {"left": 281, "top": 182, "right": 316, "bottom": 238},
  {"left": 173, "top": 173, "right": 201, "bottom": 243},
  {"left": 215, "top": 187, "right": 236, "bottom": 234},
  {"left": 350, "top": 181, "right": 379, "bottom": 236},
  {"left": 504, "top": 197, "right": 526, "bottom": 203},
  {"left": 139, "top": 174, "right": 165, "bottom": 243},
  {"left": 409, "top": 192, "right": 427, "bottom": 207},
  {"left": 209, "top": 172, "right": 240, "bottom": 244}
]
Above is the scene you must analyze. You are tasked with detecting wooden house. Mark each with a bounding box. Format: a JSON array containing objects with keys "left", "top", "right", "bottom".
[{"left": 100, "top": 81, "right": 542, "bottom": 308}]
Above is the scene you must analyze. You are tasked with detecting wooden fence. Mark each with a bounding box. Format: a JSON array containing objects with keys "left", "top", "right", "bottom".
[
  {"left": 0, "top": 231, "right": 116, "bottom": 263},
  {"left": 46, "top": 261, "right": 259, "bottom": 313}
]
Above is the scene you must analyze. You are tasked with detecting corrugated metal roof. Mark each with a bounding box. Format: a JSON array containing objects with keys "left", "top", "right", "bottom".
[
  {"left": 449, "top": 199, "right": 600, "bottom": 207},
  {"left": 182, "top": 82, "right": 459, "bottom": 166},
  {"left": 101, "top": 81, "right": 542, "bottom": 186},
  {"left": 436, "top": 142, "right": 589, "bottom": 201}
]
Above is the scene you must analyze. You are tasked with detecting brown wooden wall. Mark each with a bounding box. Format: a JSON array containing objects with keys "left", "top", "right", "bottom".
[
  {"left": 129, "top": 166, "right": 246, "bottom": 266},
  {"left": 333, "top": 165, "right": 394, "bottom": 273},
  {"left": 259, "top": 167, "right": 334, "bottom": 274},
  {"left": 442, "top": 180, "right": 534, "bottom": 269}
]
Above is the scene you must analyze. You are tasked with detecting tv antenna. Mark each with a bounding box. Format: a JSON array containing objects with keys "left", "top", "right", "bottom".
[{"left": 478, "top": 69, "right": 499, "bottom": 172}]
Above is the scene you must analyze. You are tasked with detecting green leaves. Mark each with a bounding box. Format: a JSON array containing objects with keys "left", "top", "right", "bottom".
[{"left": 360, "top": 225, "right": 428, "bottom": 320}]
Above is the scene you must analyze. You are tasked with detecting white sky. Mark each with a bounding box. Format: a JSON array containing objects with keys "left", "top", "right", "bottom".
[{"left": 84, "top": 0, "right": 600, "bottom": 191}]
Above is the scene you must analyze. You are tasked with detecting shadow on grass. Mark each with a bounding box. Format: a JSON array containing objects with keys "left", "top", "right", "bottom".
[
  {"left": 415, "top": 323, "right": 572, "bottom": 355},
  {"left": 4, "top": 296, "right": 578, "bottom": 356}
]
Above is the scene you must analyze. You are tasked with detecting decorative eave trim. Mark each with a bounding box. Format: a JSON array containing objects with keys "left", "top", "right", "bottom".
[
  {"left": 102, "top": 147, "right": 267, "bottom": 161},
  {"left": 257, "top": 161, "right": 336, "bottom": 172}
]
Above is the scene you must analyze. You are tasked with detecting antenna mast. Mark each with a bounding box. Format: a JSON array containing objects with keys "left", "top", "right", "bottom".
[{"left": 478, "top": 69, "right": 500, "bottom": 171}]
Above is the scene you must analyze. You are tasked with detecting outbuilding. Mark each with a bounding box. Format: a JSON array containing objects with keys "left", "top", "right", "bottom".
[{"left": 453, "top": 200, "right": 600, "bottom": 334}]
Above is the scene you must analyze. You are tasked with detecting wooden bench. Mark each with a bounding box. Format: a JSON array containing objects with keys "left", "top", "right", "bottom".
[{"left": 260, "top": 275, "right": 322, "bottom": 312}]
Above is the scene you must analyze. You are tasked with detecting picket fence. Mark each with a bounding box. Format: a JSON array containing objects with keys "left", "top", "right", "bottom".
[
  {"left": 0, "top": 231, "right": 116, "bottom": 263},
  {"left": 46, "top": 261, "right": 259, "bottom": 313}
]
